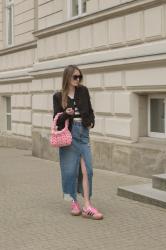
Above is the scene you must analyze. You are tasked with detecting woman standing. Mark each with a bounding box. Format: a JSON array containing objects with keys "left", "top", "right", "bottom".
[{"left": 53, "top": 65, "right": 103, "bottom": 220}]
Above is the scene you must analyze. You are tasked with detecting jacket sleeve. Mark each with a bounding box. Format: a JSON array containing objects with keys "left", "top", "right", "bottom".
[
  {"left": 81, "top": 87, "right": 95, "bottom": 128},
  {"left": 87, "top": 88, "right": 95, "bottom": 128},
  {"left": 53, "top": 92, "right": 70, "bottom": 129}
]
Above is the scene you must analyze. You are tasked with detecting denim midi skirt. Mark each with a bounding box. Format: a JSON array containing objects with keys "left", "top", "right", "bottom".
[{"left": 59, "top": 121, "right": 93, "bottom": 201}]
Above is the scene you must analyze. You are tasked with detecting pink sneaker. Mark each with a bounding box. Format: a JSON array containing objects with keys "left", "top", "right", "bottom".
[
  {"left": 70, "top": 201, "right": 81, "bottom": 216},
  {"left": 82, "top": 206, "right": 103, "bottom": 220}
]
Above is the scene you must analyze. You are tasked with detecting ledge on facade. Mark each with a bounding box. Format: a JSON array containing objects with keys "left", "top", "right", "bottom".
[
  {"left": 127, "top": 85, "right": 166, "bottom": 92},
  {"left": 91, "top": 134, "right": 136, "bottom": 144},
  {"left": 91, "top": 134, "right": 166, "bottom": 150},
  {"left": 138, "top": 136, "right": 166, "bottom": 148},
  {"left": 33, "top": 0, "right": 162, "bottom": 39},
  {"left": 30, "top": 39, "right": 166, "bottom": 78},
  {"left": 0, "top": 41, "right": 37, "bottom": 56},
  {"left": 0, "top": 67, "right": 33, "bottom": 83}
]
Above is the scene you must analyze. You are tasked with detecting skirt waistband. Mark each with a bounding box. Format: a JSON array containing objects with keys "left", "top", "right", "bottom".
[{"left": 73, "top": 120, "right": 82, "bottom": 126}]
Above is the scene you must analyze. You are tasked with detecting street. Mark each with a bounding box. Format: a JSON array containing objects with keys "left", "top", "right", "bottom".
[{"left": 0, "top": 147, "right": 165, "bottom": 250}]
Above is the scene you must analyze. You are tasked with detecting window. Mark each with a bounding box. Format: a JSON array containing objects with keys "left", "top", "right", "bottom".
[
  {"left": 6, "top": 0, "right": 14, "bottom": 46},
  {"left": 148, "top": 95, "right": 166, "bottom": 138},
  {"left": 68, "top": 0, "right": 87, "bottom": 19},
  {"left": 6, "top": 96, "right": 11, "bottom": 130},
  {"left": 0, "top": 96, "right": 12, "bottom": 131}
]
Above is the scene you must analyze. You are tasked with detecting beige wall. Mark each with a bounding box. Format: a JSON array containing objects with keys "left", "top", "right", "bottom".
[
  {"left": 37, "top": 4, "right": 166, "bottom": 60},
  {"left": 0, "top": 0, "right": 35, "bottom": 49},
  {"left": 87, "top": 0, "right": 134, "bottom": 12},
  {"left": 14, "top": 0, "right": 35, "bottom": 45},
  {"left": 38, "top": 0, "right": 65, "bottom": 30},
  {"left": 0, "top": 0, "right": 3, "bottom": 50},
  {"left": 0, "top": 48, "right": 35, "bottom": 71},
  {"left": 32, "top": 0, "right": 166, "bottom": 142},
  {"left": 0, "top": 81, "right": 32, "bottom": 137},
  {"left": 0, "top": 0, "right": 166, "bottom": 176},
  {"left": 0, "top": 0, "right": 166, "bottom": 143}
]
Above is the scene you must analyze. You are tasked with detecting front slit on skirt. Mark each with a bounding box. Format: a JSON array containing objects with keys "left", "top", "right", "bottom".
[{"left": 59, "top": 122, "right": 93, "bottom": 201}]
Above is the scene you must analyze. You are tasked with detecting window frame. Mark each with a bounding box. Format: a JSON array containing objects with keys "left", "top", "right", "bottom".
[
  {"left": 148, "top": 94, "right": 166, "bottom": 138},
  {"left": 67, "top": 0, "right": 87, "bottom": 20},
  {"left": 6, "top": 96, "right": 12, "bottom": 131},
  {"left": 5, "top": 0, "right": 14, "bottom": 47},
  {"left": 0, "top": 95, "right": 12, "bottom": 132}
]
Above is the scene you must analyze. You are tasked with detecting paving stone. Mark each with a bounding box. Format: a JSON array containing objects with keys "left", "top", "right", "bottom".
[{"left": 0, "top": 147, "right": 166, "bottom": 250}]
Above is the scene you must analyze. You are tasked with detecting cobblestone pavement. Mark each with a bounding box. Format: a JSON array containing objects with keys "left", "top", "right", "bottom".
[{"left": 0, "top": 147, "right": 166, "bottom": 250}]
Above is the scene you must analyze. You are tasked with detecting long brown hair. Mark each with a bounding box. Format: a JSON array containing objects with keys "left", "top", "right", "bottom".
[{"left": 61, "top": 65, "right": 83, "bottom": 109}]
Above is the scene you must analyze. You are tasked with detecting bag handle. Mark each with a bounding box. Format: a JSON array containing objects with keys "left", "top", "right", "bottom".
[{"left": 51, "top": 112, "right": 69, "bottom": 132}]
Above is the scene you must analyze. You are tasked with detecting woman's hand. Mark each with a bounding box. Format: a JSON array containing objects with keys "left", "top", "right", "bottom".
[{"left": 65, "top": 108, "right": 74, "bottom": 116}]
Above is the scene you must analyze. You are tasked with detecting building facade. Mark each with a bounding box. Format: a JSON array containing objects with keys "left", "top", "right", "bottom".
[{"left": 0, "top": 0, "right": 166, "bottom": 177}]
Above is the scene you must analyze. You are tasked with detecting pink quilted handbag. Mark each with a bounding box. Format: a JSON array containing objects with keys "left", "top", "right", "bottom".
[{"left": 50, "top": 112, "right": 72, "bottom": 147}]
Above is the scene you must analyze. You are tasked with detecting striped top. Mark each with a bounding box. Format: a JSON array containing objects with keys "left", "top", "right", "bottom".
[{"left": 68, "top": 96, "right": 81, "bottom": 121}]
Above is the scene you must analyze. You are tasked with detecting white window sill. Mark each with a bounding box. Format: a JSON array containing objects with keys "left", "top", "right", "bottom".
[{"left": 68, "top": 13, "right": 87, "bottom": 21}]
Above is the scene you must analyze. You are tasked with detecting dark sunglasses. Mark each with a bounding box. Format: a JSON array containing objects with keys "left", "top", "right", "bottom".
[{"left": 72, "top": 74, "right": 82, "bottom": 81}]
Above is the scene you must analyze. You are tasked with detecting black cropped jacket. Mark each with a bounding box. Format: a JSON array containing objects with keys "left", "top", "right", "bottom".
[{"left": 53, "top": 85, "right": 95, "bottom": 131}]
